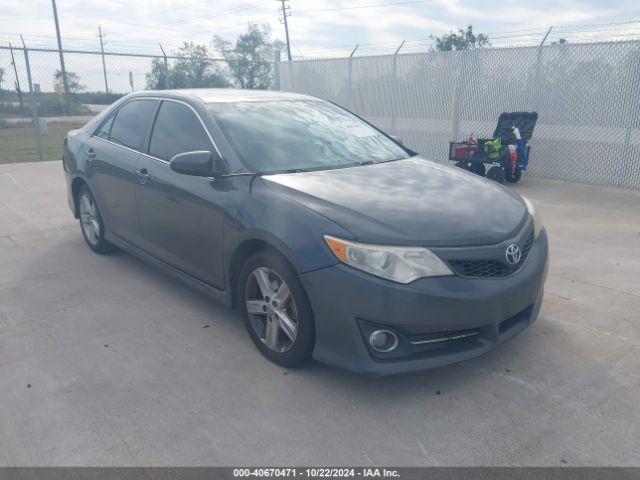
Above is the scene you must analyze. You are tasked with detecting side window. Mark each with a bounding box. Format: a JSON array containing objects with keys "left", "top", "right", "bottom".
[
  {"left": 108, "top": 99, "right": 156, "bottom": 151},
  {"left": 149, "top": 101, "right": 212, "bottom": 161},
  {"left": 95, "top": 115, "right": 114, "bottom": 139}
]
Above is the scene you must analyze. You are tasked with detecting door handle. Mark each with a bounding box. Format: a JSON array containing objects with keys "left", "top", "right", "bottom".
[
  {"left": 136, "top": 168, "right": 151, "bottom": 184},
  {"left": 86, "top": 148, "right": 96, "bottom": 160}
]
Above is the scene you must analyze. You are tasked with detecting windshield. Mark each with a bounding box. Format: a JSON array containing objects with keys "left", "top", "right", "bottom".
[{"left": 208, "top": 100, "right": 410, "bottom": 173}]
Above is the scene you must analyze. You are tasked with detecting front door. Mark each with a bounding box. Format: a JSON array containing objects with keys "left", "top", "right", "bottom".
[{"left": 135, "top": 100, "right": 227, "bottom": 289}]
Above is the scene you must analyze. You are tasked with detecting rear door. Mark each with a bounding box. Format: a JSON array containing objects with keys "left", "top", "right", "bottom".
[
  {"left": 135, "top": 99, "right": 227, "bottom": 288},
  {"left": 87, "top": 98, "right": 157, "bottom": 245}
]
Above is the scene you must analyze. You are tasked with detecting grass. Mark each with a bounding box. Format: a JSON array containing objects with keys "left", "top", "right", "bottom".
[{"left": 0, "top": 122, "right": 86, "bottom": 164}]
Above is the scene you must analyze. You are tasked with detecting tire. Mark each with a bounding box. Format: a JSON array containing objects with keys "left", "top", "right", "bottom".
[
  {"left": 238, "top": 250, "right": 315, "bottom": 368},
  {"left": 469, "top": 162, "right": 486, "bottom": 176},
  {"left": 505, "top": 167, "right": 523, "bottom": 183},
  {"left": 486, "top": 165, "right": 506, "bottom": 184},
  {"left": 455, "top": 161, "right": 470, "bottom": 170},
  {"left": 77, "top": 185, "right": 116, "bottom": 254}
]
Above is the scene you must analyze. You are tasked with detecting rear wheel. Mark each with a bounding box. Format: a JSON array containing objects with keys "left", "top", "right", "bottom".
[
  {"left": 77, "top": 185, "right": 116, "bottom": 254},
  {"left": 505, "top": 167, "right": 523, "bottom": 183},
  {"left": 239, "top": 250, "right": 315, "bottom": 367}
]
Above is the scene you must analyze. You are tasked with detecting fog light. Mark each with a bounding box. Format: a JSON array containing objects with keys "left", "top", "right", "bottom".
[{"left": 369, "top": 329, "right": 399, "bottom": 353}]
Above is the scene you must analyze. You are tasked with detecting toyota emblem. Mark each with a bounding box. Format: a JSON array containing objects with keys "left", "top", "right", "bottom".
[{"left": 505, "top": 243, "right": 522, "bottom": 265}]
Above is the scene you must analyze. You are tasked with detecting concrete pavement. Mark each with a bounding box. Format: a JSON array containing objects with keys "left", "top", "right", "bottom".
[{"left": 1, "top": 161, "right": 639, "bottom": 466}]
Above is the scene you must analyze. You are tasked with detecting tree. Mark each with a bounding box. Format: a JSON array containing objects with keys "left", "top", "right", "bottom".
[
  {"left": 432, "top": 25, "right": 490, "bottom": 51},
  {"left": 53, "top": 70, "right": 85, "bottom": 92},
  {"left": 146, "top": 42, "right": 228, "bottom": 90},
  {"left": 551, "top": 38, "right": 568, "bottom": 46},
  {"left": 146, "top": 58, "right": 169, "bottom": 90},
  {"left": 214, "top": 23, "right": 276, "bottom": 89},
  {"left": 0, "top": 67, "right": 5, "bottom": 91}
]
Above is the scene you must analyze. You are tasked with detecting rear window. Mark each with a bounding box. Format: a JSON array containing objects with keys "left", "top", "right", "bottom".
[{"left": 108, "top": 99, "right": 156, "bottom": 151}]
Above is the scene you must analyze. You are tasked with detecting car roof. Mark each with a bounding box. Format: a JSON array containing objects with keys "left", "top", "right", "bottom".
[{"left": 131, "top": 88, "right": 318, "bottom": 104}]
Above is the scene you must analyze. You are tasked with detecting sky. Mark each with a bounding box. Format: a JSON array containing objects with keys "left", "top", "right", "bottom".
[
  {"left": 1, "top": 0, "right": 639, "bottom": 92},
  {"left": 2, "top": 0, "right": 640, "bottom": 57}
]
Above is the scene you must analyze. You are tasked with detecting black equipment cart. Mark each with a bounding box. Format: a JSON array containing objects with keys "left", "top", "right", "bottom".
[{"left": 448, "top": 112, "right": 538, "bottom": 184}]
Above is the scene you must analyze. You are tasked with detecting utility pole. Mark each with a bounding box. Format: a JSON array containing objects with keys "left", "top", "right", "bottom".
[
  {"left": 277, "top": 0, "right": 292, "bottom": 61},
  {"left": 51, "top": 0, "right": 70, "bottom": 114},
  {"left": 97, "top": 25, "right": 109, "bottom": 99}
]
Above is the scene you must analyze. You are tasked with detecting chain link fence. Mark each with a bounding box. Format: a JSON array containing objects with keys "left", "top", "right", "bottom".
[
  {"left": 278, "top": 40, "right": 640, "bottom": 190},
  {"left": 3, "top": 40, "right": 639, "bottom": 190},
  {"left": 0, "top": 45, "right": 232, "bottom": 164}
]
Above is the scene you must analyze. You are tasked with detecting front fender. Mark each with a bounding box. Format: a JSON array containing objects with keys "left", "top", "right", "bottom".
[{"left": 223, "top": 176, "right": 354, "bottom": 279}]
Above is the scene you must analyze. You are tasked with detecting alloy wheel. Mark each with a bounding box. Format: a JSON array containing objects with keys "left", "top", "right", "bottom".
[
  {"left": 79, "top": 193, "right": 100, "bottom": 245},
  {"left": 245, "top": 267, "right": 298, "bottom": 353}
]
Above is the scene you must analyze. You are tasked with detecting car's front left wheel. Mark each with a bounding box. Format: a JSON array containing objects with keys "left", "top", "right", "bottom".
[
  {"left": 239, "top": 250, "right": 315, "bottom": 368},
  {"left": 77, "top": 185, "right": 116, "bottom": 254}
]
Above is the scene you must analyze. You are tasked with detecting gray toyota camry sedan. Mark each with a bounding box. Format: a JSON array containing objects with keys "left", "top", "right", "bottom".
[{"left": 63, "top": 89, "right": 548, "bottom": 375}]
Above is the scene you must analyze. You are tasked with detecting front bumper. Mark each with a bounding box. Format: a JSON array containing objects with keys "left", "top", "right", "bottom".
[{"left": 300, "top": 230, "right": 548, "bottom": 375}]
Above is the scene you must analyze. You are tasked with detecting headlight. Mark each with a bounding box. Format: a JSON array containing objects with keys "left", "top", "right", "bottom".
[
  {"left": 324, "top": 235, "right": 453, "bottom": 284},
  {"left": 521, "top": 195, "right": 543, "bottom": 238}
]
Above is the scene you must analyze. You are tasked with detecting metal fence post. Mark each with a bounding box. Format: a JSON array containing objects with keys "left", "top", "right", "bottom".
[
  {"left": 450, "top": 81, "right": 461, "bottom": 142},
  {"left": 348, "top": 44, "right": 359, "bottom": 110},
  {"left": 20, "top": 36, "right": 43, "bottom": 162},
  {"left": 159, "top": 43, "right": 169, "bottom": 89},
  {"left": 533, "top": 27, "right": 552, "bottom": 114},
  {"left": 391, "top": 40, "right": 405, "bottom": 133},
  {"left": 450, "top": 50, "right": 464, "bottom": 142}
]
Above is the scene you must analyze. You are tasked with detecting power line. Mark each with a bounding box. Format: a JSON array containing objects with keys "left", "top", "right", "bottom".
[
  {"left": 62, "top": 1, "right": 272, "bottom": 35},
  {"left": 0, "top": 16, "right": 52, "bottom": 23},
  {"left": 53, "top": 0, "right": 268, "bottom": 27},
  {"left": 294, "top": 0, "right": 431, "bottom": 14},
  {"left": 148, "top": 15, "right": 279, "bottom": 44},
  {"left": 166, "top": 0, "right": 272, "bottom": 26},
  {"left": 553, "top": 19, "right": 640, "bottom": 31}
]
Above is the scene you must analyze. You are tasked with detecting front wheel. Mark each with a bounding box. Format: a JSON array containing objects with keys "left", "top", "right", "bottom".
[{"left": 239, "top": 250, "right": 315, "bottom": 367}]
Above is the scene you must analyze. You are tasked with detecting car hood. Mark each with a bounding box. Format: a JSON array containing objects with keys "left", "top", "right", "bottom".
[{"left": 261, "top": 156, "right": 528, "bottom": 247}]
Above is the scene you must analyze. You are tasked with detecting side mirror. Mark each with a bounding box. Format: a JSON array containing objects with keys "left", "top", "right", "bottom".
[
  {"left": 390, "top": 135, "right": 404, "bottom": 145},
  {"left": 169, "top": 150, "right": 226, "bottom": 178}
]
